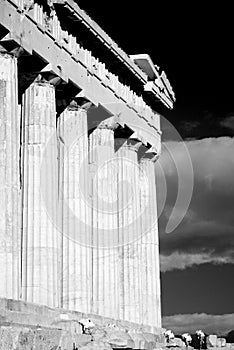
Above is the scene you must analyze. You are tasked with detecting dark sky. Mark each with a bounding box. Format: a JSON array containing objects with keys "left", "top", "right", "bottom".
[
  {"left": 77, "top": 1, "right": 234, "bottom": 334},
  {"left": 77, "top": 1, "right": 234, "bottom": 137}
]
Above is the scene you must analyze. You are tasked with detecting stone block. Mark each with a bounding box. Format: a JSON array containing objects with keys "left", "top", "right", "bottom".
[
  {"left": 217, "top": 338, "right": 226, "bottom": 347},
  {"left": 92, "top": 326, "right": 106, "bottom": 342},
  {"left": 79, "top": 342, "right": 112, "bottom": 350},
  {"left": 207, "top": 335, "right": 218, "bottom": 347},
  {"left": 0, "top": 297, "right": 165, "bottom": 349},
  {"left": 105, "top": 329, "right": 135, "bottom": 348},
  {"left": 155, "top": 333, "right": 167, "bottom": 345},
  {"left": 73, "top": 333, "right": 92, "bottom": 347},
  {"left": 0, "top": 326, "right": 14, "bottom": 350},
  {"left": 17, "top": 328, "right": 34, "bottom": 350},
  {"left": 129, "top": 331, "right": 149, "bottom": 349},
  {"left": 172, "top": 337, "right": 186, "bottom": 347},
  {"left": 33, "top": 328, "right": 61, "bottom": 350},
  {"left": 143, "top": 332, "right": 158, "bottom": 349}
]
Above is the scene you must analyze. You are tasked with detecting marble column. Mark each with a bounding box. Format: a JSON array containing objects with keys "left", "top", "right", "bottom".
[
  {"left": 89, "top": 117, "right": 119, "bottom": 318},
  {"left": 57, "top": 102, "right": 91, "bottom": 313},
  {"left": 21, "top": 81, "right": 59, "bottom": 307},
  {"left": 139, "top": 152, "right": 161, "bottom": 328},
  {"left": 0, "top": 52, "right": 21, "bottom": 299},
  {"left": 116, "top": 138, "right": 142, "bottom": 324}
]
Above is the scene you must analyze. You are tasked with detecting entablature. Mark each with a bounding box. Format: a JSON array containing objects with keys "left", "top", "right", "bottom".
[
  {"left": 130, "top": 54, "right": 175, "bottom": 109},
  {"left": 0, "top": 0, "right": 162, "bottom": 151},
  {"left": 52, "top": 0, "right": 175, "bottom": 109}
]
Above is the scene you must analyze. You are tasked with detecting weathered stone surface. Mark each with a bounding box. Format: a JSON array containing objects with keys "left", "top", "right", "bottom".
[
  {"left": 0, "top": 297, "right": 163, "bottom": 337},
  {"left": 33, "top": 328, "right": 61, "bottom": 350},
  {"left": 79, "top": 341, "right": 112, "bottom": 350},
  {"left": 174, "top": 337, "right": 186, "bottom": 347},
  {"left": 167, "top": 337, "right": 186, "bottom": 347},
  {"left": 116, "top": 140, "right": 142, "bottom": 324},
  {"left": 143, "top": 332, "right": 159, "bottom": 349},
  {"left": 73, "top": 333, "right": 92, "bottom": 347},
  {"left": 92, "top": 326, "right": 106, "bottom": 342},
  {"left": 0, "top": 325, "right": 95, "bottom": 350},
  {"left": 21, "top": 81, "right": 59, "bottom": 308},
  {"left": 105, "top": 329, "right": 135, "bottom": 348},
  {"left": 154, "top": 332, "right": 166, "bottom": 345},
  {"left": 58, "top": 106, "right": 92, "bottom": 314},
  {"left": 0, "top": 326, "right": 14, "bottom": 349},
  {"left": 0, "top": 53, "right": 21, "bottom": 301},
  {"left": 89, "top": 123, "right": 119, "bottom": 320},
  {"left": 0, "top": 326, "right": 61, "bottom": 350},
  {"left": 217, "top": 338, "right": 226, "bottom": 347},
  {"left": 207, "top": 335, "right": 218, "bottom": 347},
  {"left": 129, "top": 331, "right": 149, "bottom": 349},
  {"left": 0, "top": 0, "right": 168, "bottom": 335},
  {"left": 0, "top": 297, "right": 166, "bottom": 349},
  {"left": 139, "top": 154, "right": 161, "bottom": 327},
  {"left": 17, "top": 329, "right": 35, "bottom": 350}
]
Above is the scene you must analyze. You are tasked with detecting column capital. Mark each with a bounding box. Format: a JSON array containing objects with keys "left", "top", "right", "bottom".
[
  {"left": 65, "top": 99, "right": 93, "bottom": 111},
  {"left": 139, "top": 146, "right": 159, "bottom": 162},
  {"left": 0, "top": 45, "right": 27, "bottom": 58},
  {"left": 98, "top": 116, "right": 120, "bottom": 131},
  {"left": 0, "top": 49, "right": 15, "bottom": 57},
  {"left": 32, "top": 71, "right": 62, "bottom": 87},
  {"left": 122, "top": 138, "right": 142, "bottom": 152},
  {"left": 34, "top": 74, "right": 57, "bottom": 86},
  {"left": 141, "top": 153, "right": 159, "bottom": 162}
]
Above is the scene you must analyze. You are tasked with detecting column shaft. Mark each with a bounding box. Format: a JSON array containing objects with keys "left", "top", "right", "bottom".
[
  {"left": 89, "top": 124, "right": 118, "bottom": 318},
  {"left": 21, "top": 82, "right": 59, "bottom": 307},
  {"left": 140, "top": 156, "right": 161, "bottom": 328},
  {"left": 0, "top": 53, "right": 20, "bottom": 299},
  {"left": 116, "top": 140, "right": 141, "bottom": 323},
  {"left": 58, "top": 106, "right": 91, "bottom": 313}
]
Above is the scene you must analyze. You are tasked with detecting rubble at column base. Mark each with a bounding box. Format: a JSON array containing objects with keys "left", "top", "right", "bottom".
[{"left": 0, "top": 298, "right": 165, "bottom": 349}]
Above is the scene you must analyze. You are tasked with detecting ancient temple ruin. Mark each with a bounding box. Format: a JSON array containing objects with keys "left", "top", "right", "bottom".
[{"left": 0, "top": 0, "right": 175, "bottom": 348}]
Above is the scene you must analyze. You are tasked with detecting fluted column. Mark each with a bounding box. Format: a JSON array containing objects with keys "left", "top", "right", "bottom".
[
  {"left": 0, "top": 52, "right": 21, "bottom": 299},
  {"left": 89, "top": 117, "right": 119, "bottom": 318},
  {"left": 21, "top": 81, "right": 59, "bottom": 307},
  {"left": 116, "top": 138, "right": 142, "bottom": 324},
  {"left": 57, "top": 102, "right": 91, "bottom": 312},
  {"left": 139, "top": 152, "right": 161, "bottom": 328}
]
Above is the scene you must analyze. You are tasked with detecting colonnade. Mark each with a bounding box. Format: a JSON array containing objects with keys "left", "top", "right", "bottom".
[{"left": 0, "top": 52, "right": 161, "bottom": 328}]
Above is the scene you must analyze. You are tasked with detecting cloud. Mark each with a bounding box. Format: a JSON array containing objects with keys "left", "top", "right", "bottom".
[
  {"left": 157, "top": 137, "right": 234, "bottom": 272},
  {"left": 162, "top": 313, "right": 234, "bottom": 335},
  {"left": 160, "top": 252, "right": 234, "bottom": 272},
  {"left": 180, "top": 120, "right": 200, "bottom": 132},
  {"left": 220, "top": 116, "right": 234, "bottom": 131},
  {"left": 164, "top": 112, "right": 234, "bottom": 139}
]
